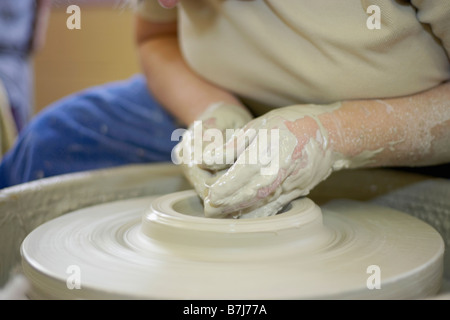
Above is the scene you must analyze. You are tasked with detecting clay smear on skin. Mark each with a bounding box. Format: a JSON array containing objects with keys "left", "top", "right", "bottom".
[{"left": 206, "top": 104, "right": 342, "bottom": 218}]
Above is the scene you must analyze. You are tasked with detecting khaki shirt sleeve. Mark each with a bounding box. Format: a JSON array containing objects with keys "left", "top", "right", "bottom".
[
  {"left": 132, "top": 0, "right": 177, "bottom": 23},
  {"left": 411, "top": 0, "right": 450, "bottom": 59}
]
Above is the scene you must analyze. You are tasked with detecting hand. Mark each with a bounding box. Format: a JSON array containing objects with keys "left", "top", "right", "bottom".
[
  {"left": 173, "top": 102, "right": 253, "bottom": 200},
  {"left": 202, "top": 103, "right": 344, "bottom": 218}
]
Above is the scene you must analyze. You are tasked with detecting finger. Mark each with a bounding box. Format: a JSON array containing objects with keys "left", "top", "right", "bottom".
[
  {"left": 207, "top": 139, "right": 284, "bottom": 213},
  {"left": 180, "top": 162, "right": 228, "bottom": 200},
  {"left": 204, "top": 171, "right": 290, "bottom": 218},
  {"left": 204, "top": 170, "right": 304, "bottom": 219},
  {"left": 198, "top": 128, "right": 232, "bottom": 171},
  {"left": 200, "top": 120, "right": 259, "bottom": 171},
  {"left": 237, "top": 189, "right": 304, "bottom": 219},
  {"left": 205, "top": 125, "right": 300, "bottom": 217}
]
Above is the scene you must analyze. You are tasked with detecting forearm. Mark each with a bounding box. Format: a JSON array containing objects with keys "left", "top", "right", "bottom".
[
  {"left": 135, "top": 17, "right": 244, "bottom": 126},
  {"left": 323, "top": 82, "right": 450, "bottom": 168}
]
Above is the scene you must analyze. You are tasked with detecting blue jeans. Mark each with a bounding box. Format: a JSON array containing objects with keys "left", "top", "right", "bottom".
[{"left": 0, "top": 75, "right": 179, "bottom": 188}]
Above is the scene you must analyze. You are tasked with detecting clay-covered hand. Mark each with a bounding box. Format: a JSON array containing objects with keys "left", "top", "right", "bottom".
[
  {"left": 172, "top": 102, "right": 253, "bottom": 200},
  {"left": 202, "top": 103, "right": 345, "bottom": 218}
]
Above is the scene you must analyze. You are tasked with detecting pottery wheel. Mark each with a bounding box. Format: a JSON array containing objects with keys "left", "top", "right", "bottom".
[{"left": 20, "top": 190, "right": 444, "bottom": 299}]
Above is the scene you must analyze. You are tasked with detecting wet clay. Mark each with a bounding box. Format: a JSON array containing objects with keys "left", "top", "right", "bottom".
[{"left": 20, "top": 190, "right": 444, "bottom": 300}]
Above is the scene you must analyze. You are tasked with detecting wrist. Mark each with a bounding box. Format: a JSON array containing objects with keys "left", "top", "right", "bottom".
[{"left": 281, "top": 103, "right": 350, "bottom": 172}]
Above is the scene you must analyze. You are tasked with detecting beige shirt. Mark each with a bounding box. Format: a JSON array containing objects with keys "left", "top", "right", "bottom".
[{"left": 135, "top": 0, "right": 450, "bottom": 115}]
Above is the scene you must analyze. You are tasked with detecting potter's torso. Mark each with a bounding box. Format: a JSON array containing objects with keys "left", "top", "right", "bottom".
[{"left": 135, "top": 0, "right": 450, "bottom": 115}]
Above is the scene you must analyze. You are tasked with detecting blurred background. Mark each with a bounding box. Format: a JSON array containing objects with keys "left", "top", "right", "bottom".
[{"left": 34, "top": 0, "right": 139, "bottom": 114}]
